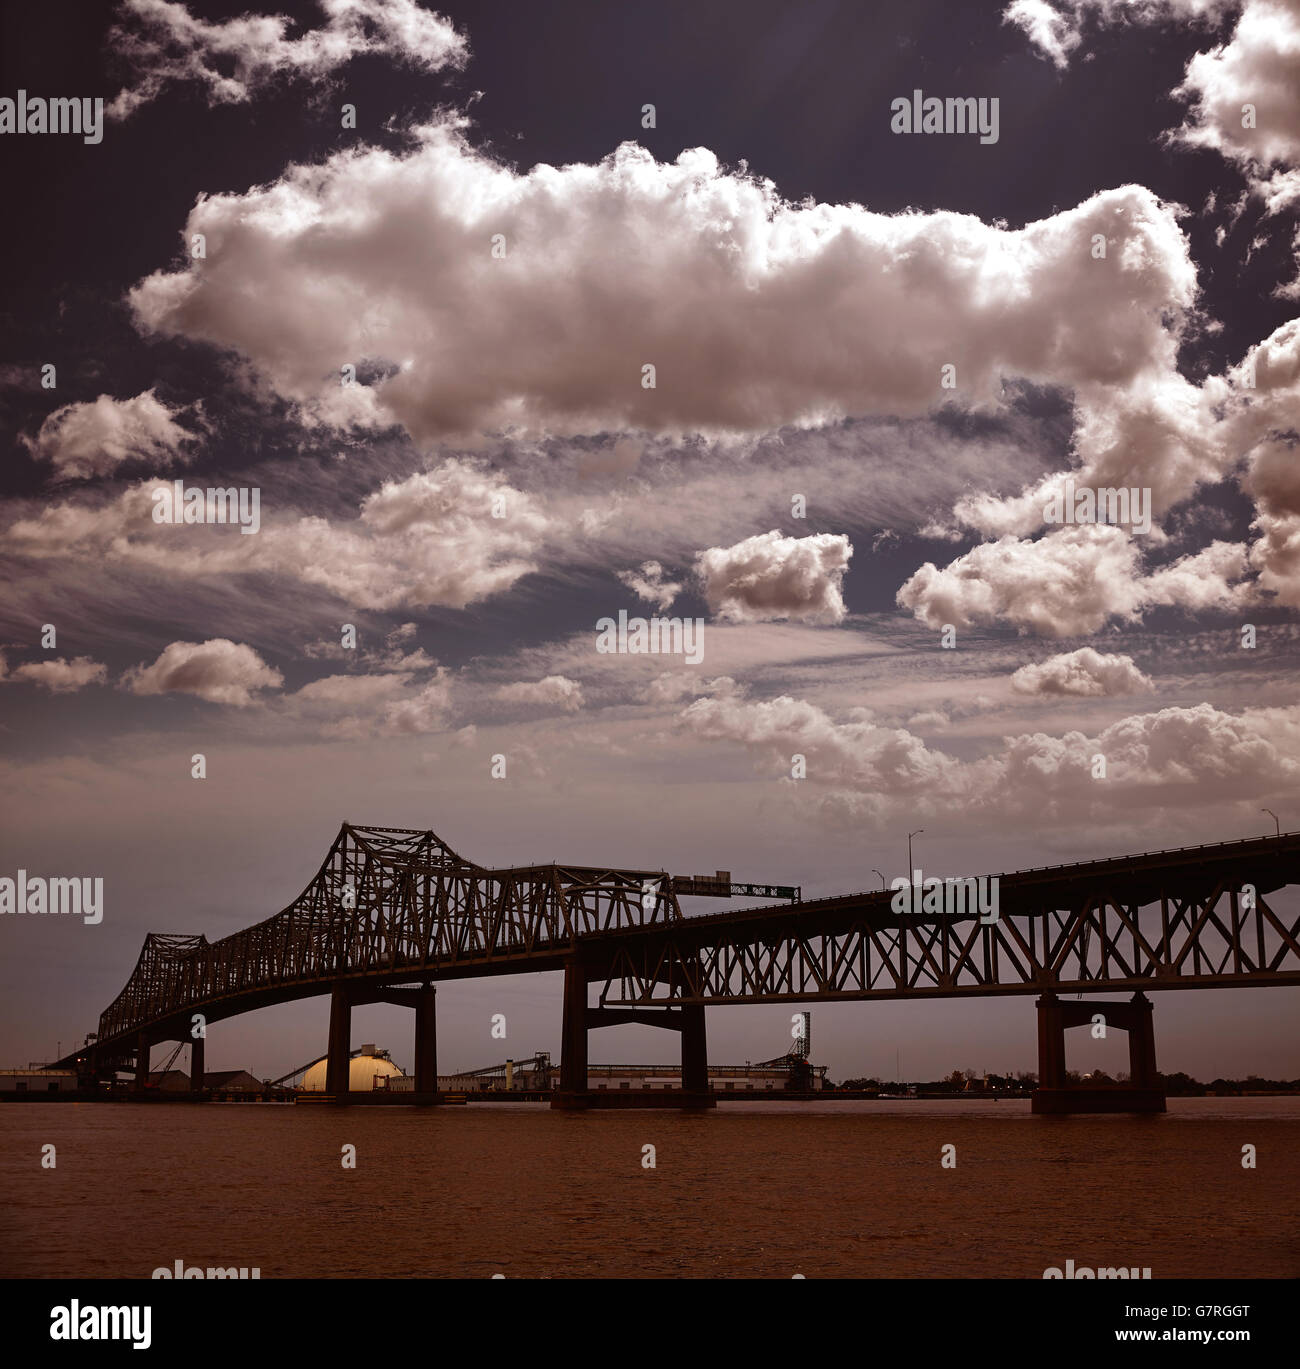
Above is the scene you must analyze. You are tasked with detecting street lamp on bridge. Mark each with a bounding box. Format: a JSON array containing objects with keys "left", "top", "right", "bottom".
[
  {"left": 908, "top": 829, "right": 924, "bottom": 880},
  {"left": 1262, "top": 808, "right": 1280, "bottom": 837}
]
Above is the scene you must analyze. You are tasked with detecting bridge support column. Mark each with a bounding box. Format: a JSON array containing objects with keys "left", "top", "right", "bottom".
[
  {"left": 1032, "top": 992, "right": 1165, "bottom": 1114},
  {"left": 552, "top": 958, "right": 590, "bottom": 1109},
  {"left": 1036, "top": 993, "right": 1066, "bottom": 1090},
  {"left": 189, "top": 1033, "right": 205, "bottom": 1093},
  {"left": 133, "top": 1033, "right": 150, "bottom": 1091},
  {"left": 414, "top": 985, "right": 438, "bottom": 1098},
  {"left": 680, "top": 1002, "right": 711, "bottom": 1107},
  {"left": 1128, "top": 992, "right": 1158, "bottom": 1089},
  {"left": 326, "top": 986, "right": 352, "bottom": 1099}
]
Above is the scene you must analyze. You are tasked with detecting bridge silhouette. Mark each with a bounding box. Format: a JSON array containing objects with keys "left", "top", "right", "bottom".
[{"left": 56, "top": 823, "right": 1300, "bottom": 1112}]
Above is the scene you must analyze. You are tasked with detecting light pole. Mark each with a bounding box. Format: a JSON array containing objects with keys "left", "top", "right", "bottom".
[
  {"left": 1262, "top": 808, "right": 1280, "bottom": 837},
  {"left": 908, "top": 829, "right": 924, "bottom": 880},
  {"left": 872, "top": 869, "right": 886, "bottom": 891}
]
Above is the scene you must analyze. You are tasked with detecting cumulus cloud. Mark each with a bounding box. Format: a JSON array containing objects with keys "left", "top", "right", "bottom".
[
  {"left": 950, "top": 369, "right": 1234, "bottom": 541},
  {"left": 4, "top": 656, "right": 109, "bottom": 693},
  {"left": 122, "top": 638, "right": 283, "bottom": 705},
  {"left": 1221, "top": 318, "right": 1300, "bottom": 604},
  {"left": 682, "top": 694, "right": 968, "bottom": 809},
  {"left": 284, "top": 665, "right": 453, "bottom": 735},
  {"left": 108, "top": 0, "right": 468, "bottom": 118},
  {"left": 128, "top": 126, "right": 1201, "bottom": 445},
  {"left": 616, "top": 561, "right": 682, "bottom": 612},
  {"left": 3, "top": 459, "right": 550, "bottom": 612},
  {"left": 1170, "top": 0, "right": 1300, "bottom": 177},
  {"left": 905, "top": 709, "right": 951, "bottom": 729},
  {"left": 23, "top": 390, "right": 198, "bottom": 480},
  {"left": 696, "top": 531, "right": 853, "bottom": 624},
  {"left": 494, "top": 675, "right": 584, "bottom": 712},
  {"left": 1011, "top": 647, "right": 1155, "bottom": 696},
  {"left": 682, "top": 691, "right": 1300, "bottom": 824},
  {"left": 897, "top": 525, "right": 1254, "bottom": 636},
  {"left": 644, "top": 671, "right": 741, "bottom": 704}
]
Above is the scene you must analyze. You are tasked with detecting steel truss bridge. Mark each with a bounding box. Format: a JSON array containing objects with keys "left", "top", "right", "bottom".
[{"left": 55, "top": 824, "right": 1300, "bottom": 1112}]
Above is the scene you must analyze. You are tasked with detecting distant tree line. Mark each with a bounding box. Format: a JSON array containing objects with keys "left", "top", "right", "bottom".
[{"left": 828, "top": 1070, "right": 1300, "bottom": 1094}]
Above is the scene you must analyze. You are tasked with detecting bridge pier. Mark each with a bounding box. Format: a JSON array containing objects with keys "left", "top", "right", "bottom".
[
  {"left": 680, "top": 1002, "right": 708, "bottom": 1096},
  {"left": 414, "top": 985, "right": 438, "bottom": 1095},
  {"left": 189, "top": 1032, "right": 205, "bottom": 1092},
  {"left": 326, "top": 986, "right": 352, "bottom": 1098},
  {"left": 553, "top": 958, "right": 590, "bottom": 1108},
  {"left": 552, "top": 959, "right": 715, "bottom": 1110},
  {"left": 133, "top": 1033, "right": 150, "bottom": 1091},
  {"left": 1032, "top": 992, "right": 1165, "bottom": 1114}
]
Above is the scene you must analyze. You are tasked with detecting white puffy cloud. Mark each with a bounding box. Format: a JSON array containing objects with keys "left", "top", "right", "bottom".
[
  {"left": 1171, "top": 0, "right": 1300, "bottom": 175},
  {"left": 494, "top": 675, "right": 584, "bottom": 713},
  {"left": 906, "top": 709, "right": 951, "bottom": 729},
  {"left": 616, "top": 561, "right": 682, "bottom": 612},
  {"left": 1221, "top": 318, "right": 1300, "bottom": 604},
  {"left": 23, "top": 390, "right": 198, "bottom": 480},
  {"left": 897, "top": 525, "right": 1254, "bottom": 636},
  {"left": 696, "top": 531, "right": 853, "bottom": 624},
  {"left": 681, "top": 691, "right": 1300, "bottom": 825},
  {"left": 129, "top": 125, "right": 1200, "bottom": 445},
  {"left": 681, "top": 694, "right": 969, "bottom": 801},
  {"left": 952, "top": 370, "right": 1234, "bottom": 541},
  {"left": 285, "top": 665, "right": 452, "bottom": 735},
  {"left": 4, "top": 656, "right": 108, "bottom": 693},
  {"left": 108, "top": 0, "right": 467, "bottom": 118},
  {"left": 1011, "top": 647, "right": 1155, "bottom": 696},
  {"left": 122, "top": 638, "right": 283, "bottom": 705},
  {"left": 644, "top": 672, "right": 741, "bottom": 704}
]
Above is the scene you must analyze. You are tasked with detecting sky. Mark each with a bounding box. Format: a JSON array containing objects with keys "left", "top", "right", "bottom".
[{"left": 1, "top": 0, "right": 1298, "bottom": 1084}]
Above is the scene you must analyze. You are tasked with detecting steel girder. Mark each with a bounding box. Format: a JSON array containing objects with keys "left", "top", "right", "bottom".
[{"left": 597, "top": 854, "right": 1300, "bottom": 1005}]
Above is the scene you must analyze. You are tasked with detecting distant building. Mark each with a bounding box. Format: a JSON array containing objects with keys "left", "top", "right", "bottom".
[
  {"left": 147, "top": 1070, "right": 191, "bottom": 1091},
  {"left": 0, "top": 1068, "right": 78, "bottom": 1093},
  {"left": 203, "top": 1070, "right": 264, "bottom": 1092}
]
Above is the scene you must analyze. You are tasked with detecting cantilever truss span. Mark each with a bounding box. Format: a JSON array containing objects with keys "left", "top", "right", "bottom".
[{"left": 86, "top": 823, "right": 683, "bottom": 1064}]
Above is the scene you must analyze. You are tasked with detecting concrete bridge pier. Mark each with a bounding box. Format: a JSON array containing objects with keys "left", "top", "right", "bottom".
[
  {"left": 189, "top": 1031, "right": 205, "bottom": 1092},
  {"left": 317, "top": 981, "right": 442, "bottom": 1103},
  {"left": 680, "top": 1002, "right": 708, "bottom": 1097},
  {"left": 552, "top": 958, "right": 715, "bottom": 1110},
  {"left": 414, "top": 985, "right": 437, "bottom": 1095},
  {"left": 325, "top": 985, "right": 351, "bottom": 1096},
  {"left": 553, "top": 957, "right": 590, "bottom": 1108},
  {"left": 1032, "top": 991, "right": 1165, "bottom": 1114},
  {"left": 133, "top": 1032, "right": 150, "bottom": 1091}
]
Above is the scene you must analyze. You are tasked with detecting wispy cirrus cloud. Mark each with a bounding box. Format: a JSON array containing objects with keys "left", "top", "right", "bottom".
[{"left": 108, "top": 0, "right": 468, "bottom": 118}]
